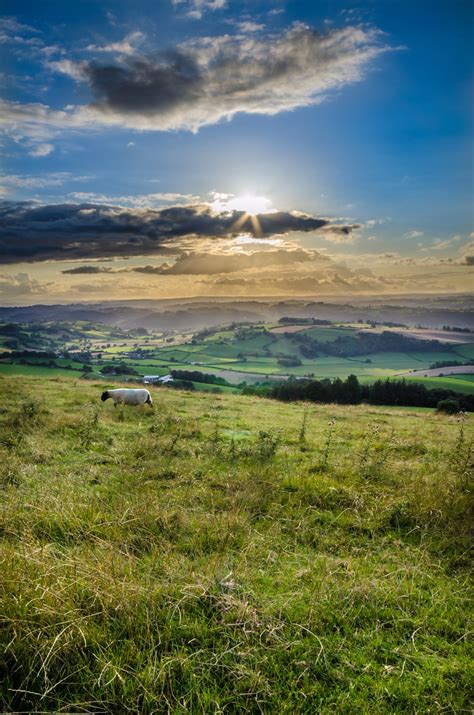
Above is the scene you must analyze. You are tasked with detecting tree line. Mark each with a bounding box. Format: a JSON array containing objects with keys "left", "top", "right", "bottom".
[{"left": 244, "top": 375, "right": 473, "bottom": 411}]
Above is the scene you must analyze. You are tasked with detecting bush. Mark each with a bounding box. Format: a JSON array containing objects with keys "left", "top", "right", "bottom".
[{"left": 436, "top": 398, "right": 461, "bottom": 415}]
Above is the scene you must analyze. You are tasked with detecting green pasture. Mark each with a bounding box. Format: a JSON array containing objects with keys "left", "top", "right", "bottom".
[
  {"left": 0, "top": 363, "right": 92, "bottom": 378},
  {"left": 404, "top": 375, "right": 474, "bottom": 395},
  {"left": 452, "top": 343, "right": 474, "bottom": 360},
  {"left": 0, "top": 374, "right": 471, "bottom": 712}
]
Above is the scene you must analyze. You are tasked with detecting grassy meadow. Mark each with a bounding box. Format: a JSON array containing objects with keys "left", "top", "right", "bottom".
[{"left": 0, "top": 374, "right": 472, "bottom": 712}]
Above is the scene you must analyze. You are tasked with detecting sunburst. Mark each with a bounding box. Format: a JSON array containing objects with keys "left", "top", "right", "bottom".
[{"left": 227, "top": 194, "right": 272, "bottom": 236}]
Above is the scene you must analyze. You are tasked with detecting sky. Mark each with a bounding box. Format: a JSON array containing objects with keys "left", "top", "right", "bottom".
[{"left": 0, "top": 0, "right": 473, "bottom": 304}]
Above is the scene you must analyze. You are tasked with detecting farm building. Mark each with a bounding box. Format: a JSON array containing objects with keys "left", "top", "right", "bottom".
[{"left": 143, "top": 374, "right": 173, "bottom": 384}]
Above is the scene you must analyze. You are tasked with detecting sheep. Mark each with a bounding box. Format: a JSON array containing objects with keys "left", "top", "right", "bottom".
[{"left": 101, "top": 388, "right": 153, "bottom": 407}]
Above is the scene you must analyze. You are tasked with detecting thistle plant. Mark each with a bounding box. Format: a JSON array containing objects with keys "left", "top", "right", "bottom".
[
  {"left": 319, "top": 418, "right": 335, "bottom": 471},
  {"left": 299, "top": 407, "right": 309, "bottom": 444}
]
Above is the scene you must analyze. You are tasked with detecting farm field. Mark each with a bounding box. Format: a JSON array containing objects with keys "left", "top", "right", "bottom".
[
  {"left": 0, "top": 374, "right": 472, "bottom": 712},
  {"left": 2, "top": 320, "right": 474, "bottom": 396},
  {"left": 403, "top": 375, "right": 474, "bottom": 394}
]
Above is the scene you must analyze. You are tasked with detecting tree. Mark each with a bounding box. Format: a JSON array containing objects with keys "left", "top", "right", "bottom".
[{"left": 345, "top": 374, "right": 362, "bottom": 404}]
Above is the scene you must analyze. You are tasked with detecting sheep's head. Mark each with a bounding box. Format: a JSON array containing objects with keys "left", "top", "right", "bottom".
[{"left": 101, "top": 391, "right": 109, "bottom": 402}]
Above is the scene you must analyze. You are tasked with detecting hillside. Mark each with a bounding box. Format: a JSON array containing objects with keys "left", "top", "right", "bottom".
[
  {"left": 1, "top": 375, "right": 472, "bottom": 712},
  {"left": 2, "top": 319, "right": 474, "bottom": 398}
]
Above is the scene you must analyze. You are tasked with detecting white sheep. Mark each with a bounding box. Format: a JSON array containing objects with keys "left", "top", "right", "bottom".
[{"left": 101, "top": 388, "right": 153, "bottom": 407}]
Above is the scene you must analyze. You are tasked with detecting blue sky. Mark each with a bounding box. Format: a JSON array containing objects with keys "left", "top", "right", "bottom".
[{"left": 0, "top": 0, "right": 473, "bottom": 302}]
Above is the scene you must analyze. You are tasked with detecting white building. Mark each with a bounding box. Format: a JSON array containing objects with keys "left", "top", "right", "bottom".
[{"left": 143, "top": 374, "right": 174, "bottom": 384}]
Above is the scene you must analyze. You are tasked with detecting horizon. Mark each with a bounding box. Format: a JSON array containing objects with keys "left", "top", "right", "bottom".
[{"left": 1, "top": 0, "right": 473, "bottom": 304}]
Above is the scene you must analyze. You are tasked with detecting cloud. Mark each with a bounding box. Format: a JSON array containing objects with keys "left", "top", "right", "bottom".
[
  {"left": 172, "top": 0, "right": 227, "bottom": 19},
  {"left": 67, "top": 191, "right": 201, "bottom": 207},
  {"left": 0, "top": 199, "right": 355, "bottom": 263},
  {"left": 0, "top": 99, "right": 83, "bottom": 157},
  {"left": 0, "top": 17, "right": 39, "bottom": 35},
  {"left": 133, "top": 247, "right": 327, "bottom": 275},
  {"left": 0, "top": 33, "right": 42, "bottom": 47},
  {"left": 319, "top": 224, "right": 360, "bottom": 243},
  {"left": 429, "top": 235, "right": 462, "bottom": 250},
  {"left": 58, "top": 249, "right": 397, "bottom": 297},
  {"left": 0, "top": 16, "right": 60, "bottom": 62},
  {"left": 86, "top": 31, "right": 145, "bottom": 56},
  {"left": 80, "top": 24, "right": 388, "bottom": 131},
  {"left": 201, "top": 264, "right": 390, "bottom": 295},
  {"left": 403, "top": 230, "right": 424, "bottom": 239},
  {"left": 28, "top": 142, "right": 54, "bottom": 157},
  {"left": 0, "top": 271, "right": 53, "bottom": 298},
  {"left": 237, "top": 22, "right": 265, "bottom": 33},
  {"left": 61, "top": 265, "right": 117, "bottom": 274},
  {"left": 45, "top": 58, "right": 87, "bottom": 81},
  {"left": 3, "top": 23, "right": 391, "bottom": 142},
  {"left": 460, "top": 240, "right": 474, "bottom": 265},
  {"left": 1, "top": 172, "right": 92, "bottom": 190}
]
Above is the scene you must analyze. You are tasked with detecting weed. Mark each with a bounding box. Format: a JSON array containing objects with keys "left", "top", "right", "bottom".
[
  {"left": 212, "top": 416, "right": 220, "bottom": 444},
  {"left": 454, "top": 410, "right": 468, "bottom": 453},
  {"left": 298, "top": 407, "right": 309, "bottom": 444},
  {"left": 357, "top": 423, "right": 396, "bottom": 479},
  {"left": 254, "top": 429, "right": 280, "bottom": 461},
  {"left": 313, "top": 418, "right": 336, "bottom": 472},
  {"left": 451, "top": 412, "right": 473, "bottom": 491},
  {"left": 228, "top": 422, "right": 237, "bottom": 458},
  {"left": 164, "top": 419, "right": 183, "bottom": 454},
  {"left": 77, "top": 403, "right": 100, "bottom": 446},
  {"left": 1, "top": 399, "right": 45, "bottom": 448}
]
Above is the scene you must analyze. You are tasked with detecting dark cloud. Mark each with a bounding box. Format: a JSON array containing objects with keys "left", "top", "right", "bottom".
[
  {"left": 85, "top": 52, "right": 202, "bottom": 115},
  {"left": 0, "top": 200, "right": 354, "bottom": 263},
  {"left": 61, "top": 265, "right": 116, "bottom": 274}
]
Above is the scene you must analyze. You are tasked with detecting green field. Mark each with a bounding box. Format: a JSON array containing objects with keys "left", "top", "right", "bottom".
[
  {"left": 452, "top": 343, "right": 474, "bottom": 360},
  {"left": 0, "top": 374, "right": 472, "bottom": 712},
  {"left": 404, "top": 375, "right": 474, "bottom": 394},
  {"left": 2, "top": 321, "right": 474, "bottom": 397},
  {"left": 0, "top": 363, "right": 90, "bottom": 378}
]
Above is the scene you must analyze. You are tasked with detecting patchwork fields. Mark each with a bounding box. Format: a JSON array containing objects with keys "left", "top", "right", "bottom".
[{"left": 1, "top": 319, "right": 474, "bottom": 395}]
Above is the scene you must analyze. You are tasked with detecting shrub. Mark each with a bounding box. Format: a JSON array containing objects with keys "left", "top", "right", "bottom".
[{"left": 437, "top": 398, "right": 461, "bottom": 414}]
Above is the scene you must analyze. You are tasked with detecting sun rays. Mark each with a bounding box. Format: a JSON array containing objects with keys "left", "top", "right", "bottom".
[{"left": 217, "top": 194, "right": 273, "bottom": 237}]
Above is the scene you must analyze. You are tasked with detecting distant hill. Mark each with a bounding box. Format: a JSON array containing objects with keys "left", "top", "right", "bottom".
[{"left": 1, "top": 295, "right": 474, "bottom": 331}]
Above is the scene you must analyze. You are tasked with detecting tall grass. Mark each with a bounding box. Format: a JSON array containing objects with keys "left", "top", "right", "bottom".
[{"left": 0, "top": 375, "right": 472, "bottom": 712}]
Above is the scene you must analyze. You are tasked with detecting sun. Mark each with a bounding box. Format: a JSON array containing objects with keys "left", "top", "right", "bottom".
[{"left": 226, "top": 194, "right": 272, "bottom": 215}]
